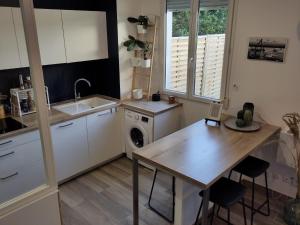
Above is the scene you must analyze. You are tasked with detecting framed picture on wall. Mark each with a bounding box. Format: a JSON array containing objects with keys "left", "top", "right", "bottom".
[{"left": 247, "top": 37, "right": 288, "bottom": 63}]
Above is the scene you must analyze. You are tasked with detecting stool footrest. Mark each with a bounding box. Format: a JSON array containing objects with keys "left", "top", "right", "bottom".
[
  {"left": 148, "top": 203, "right": 174, "bottom": 223},
  {"left": 240, "top": 200, "right": 270, "bottom": 216}
]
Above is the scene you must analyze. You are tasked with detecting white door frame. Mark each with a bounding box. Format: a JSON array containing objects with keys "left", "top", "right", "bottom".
[{"left": 0, "top": 0, "right": 58, "bottom": 217}]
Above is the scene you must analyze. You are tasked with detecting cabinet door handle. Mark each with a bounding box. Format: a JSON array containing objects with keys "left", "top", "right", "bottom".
[
  {"left": 97, "top": 109, "right": 112, "bottom": 117},
  {"left": 0, "top": 151, "right": 15, "bottom": 159},
  {"left": 0, "top": 140, "right": 13, "bottom": 147},
  {"left": 1, "top": 172, "right": 18, "bottom": 181},
  {"left": 58, "top": 122, "right": 74, "bottom": 128}
]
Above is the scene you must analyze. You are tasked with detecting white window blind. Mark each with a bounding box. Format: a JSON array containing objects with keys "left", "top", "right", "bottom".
[{"left": 167, "top": 0, "right": 228, "bottom": 11}]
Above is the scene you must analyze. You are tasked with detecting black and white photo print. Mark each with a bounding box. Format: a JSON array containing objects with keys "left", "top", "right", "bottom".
[{"left": 247, "top": 37, "right": 288, "bottom": 63}]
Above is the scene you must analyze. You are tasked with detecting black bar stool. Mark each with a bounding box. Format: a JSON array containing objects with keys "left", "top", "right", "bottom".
[
  {"left": 148, "top": 169, "right": 175, "bottom": 223},
  {"left": 195, "top": 177, "right": 247, "bottom": 225},
  {"left": 229, "top": 156, "right": 270, "bottom": 225}
]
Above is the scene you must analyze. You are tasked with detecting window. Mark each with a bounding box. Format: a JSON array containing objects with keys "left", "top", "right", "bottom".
[{"left": 165, "top": 0, "right": 233, "bottom": 101}]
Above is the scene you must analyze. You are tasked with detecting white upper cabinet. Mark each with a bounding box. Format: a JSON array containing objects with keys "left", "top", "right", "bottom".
[
  {"left": 12, "top": 8, "right": 29, "bottom": 67},
  {"left": 0, "top": 8, "right": 109, "bottom": 70},
  {"left": 34, "top": 9, "right": 67, "bottom": 65},
  {"left": 12, "top": 8, "right": 67, "bottom": 66},
  {"left": 0, "top": 7, "right": 21, "bottom": 70},
  {"left": 62, "top": 10, "right": 108, "bottom": 63}
]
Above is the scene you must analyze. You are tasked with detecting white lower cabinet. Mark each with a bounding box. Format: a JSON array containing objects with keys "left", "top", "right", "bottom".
[
  {"left": 0, "top": 131, "right": 46, "bottom": 204},
  {"left": 87, "top": 108, "right": 122, "bottom": 167},
  {"left": 51, "top": 107, "right": 122, "bottom": 182},
  {"left": 51, "top": 117, "right": 89, "bottom": 182}
]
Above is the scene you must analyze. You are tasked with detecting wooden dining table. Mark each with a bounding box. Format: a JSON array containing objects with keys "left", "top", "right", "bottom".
[{"left": 132, "top": 119, "right": 280, "bottom": 225}]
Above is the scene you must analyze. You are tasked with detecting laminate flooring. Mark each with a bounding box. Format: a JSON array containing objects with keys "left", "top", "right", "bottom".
[{"left": 59, "top": 157, "right": 289, "bottom": 225}]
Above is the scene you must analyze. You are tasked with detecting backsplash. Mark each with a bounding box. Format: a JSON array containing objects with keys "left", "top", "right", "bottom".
[{"left": 0, "top": 59, "right": 120, "bottom": 104}]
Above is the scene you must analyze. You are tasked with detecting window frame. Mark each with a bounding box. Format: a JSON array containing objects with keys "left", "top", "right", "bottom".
[{"left": 163, "top": 0, "right": 236, "bottom": 104}]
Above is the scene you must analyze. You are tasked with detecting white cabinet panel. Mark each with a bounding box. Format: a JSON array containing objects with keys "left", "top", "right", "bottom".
[
  {"left": 0, "top": 7, "right": 21, "bottom": 70},
  {"left": 12, "top": 7, "right": 29, "bottom": 67},
  {"left": 34, "top": 9, "right": 66, "bottom": 65},
  {"left": 62, "top": 10, "right": 108, "bottom": 63},
  {"left": 0, "top": 137, "right": 46, "bottom": 204},
  {"left": 12, "top": 8, "right": 67, "bottom": 66},
  {"left": 0, "top": 140, "right": 43, "bottom": 176},
  {"left": 0, "top": 192, "right": 61, "bottom": 225},
  {"left": 0, "top": 160, "right": 45, "bottom": 204},
  {"left": 51, "top": 117, "right": 89, "bottom": 182},
  {"left": 87, "top": 108, "right": 122, "bottom": 166}
]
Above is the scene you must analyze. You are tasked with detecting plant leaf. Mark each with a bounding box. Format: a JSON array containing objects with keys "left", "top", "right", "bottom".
[
  {"left": 123, "top": 40, "right": 132, "bottom": 47},
  {"left": 128, "top": 35, "right": 135, "bottom": 41},
  {"left": 136, "top": 40, "right": 146, "bottom": 49},
  {"left": 127, "top": 17, "right": 139, "bottom": 23},
  {"left": 127, "top": 42, "right": 136, "bottom": 51}
]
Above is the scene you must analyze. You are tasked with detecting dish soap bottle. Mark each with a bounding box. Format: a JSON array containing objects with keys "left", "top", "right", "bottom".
[{"left": 19, "top": 74, "right": 25, "bottom": 90}]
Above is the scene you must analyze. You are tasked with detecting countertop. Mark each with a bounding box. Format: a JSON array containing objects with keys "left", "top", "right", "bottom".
[
  {"left": 122, "top": 99, "right": 182, "bottom": 116},
  {"left": 0, "top": 97, "right": 183, "bottom": 141},
  {"left": 133, "top": 119, "right": 280, "bottom": 188},
  {"left": 0, "top": 95, "right": 120, "bottom": 141}
]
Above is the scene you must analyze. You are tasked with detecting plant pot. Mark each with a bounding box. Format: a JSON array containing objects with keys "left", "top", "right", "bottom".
[
  {"left": 283, "top": 198, "right": 300, "bottom": 225},
  {"left": 137, "top": 25, "right": 147, "bottom": 34},
  {"left": 132, "top": 89, "right": 143, "bottom": 100},
  {"left": 140, "top": 59, "right": 151, "bottom": 68},
  {"left": 130, "top": 57, "right": 141, "bottom": 67}
]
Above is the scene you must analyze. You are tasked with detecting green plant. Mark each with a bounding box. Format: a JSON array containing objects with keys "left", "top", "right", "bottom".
[
  {"left": 123, "top": 36, "right": 152, "bottom": 60},
  {"left": 123, "top": 35, "right": 145, "bottom": 51},
  {"left": 127, "top": 16, "right": 150, "bottom": 29}
]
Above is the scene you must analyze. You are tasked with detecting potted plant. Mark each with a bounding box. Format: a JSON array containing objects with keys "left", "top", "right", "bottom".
[
  {"left": 123, "top": 35, "right": 146, "bottom": 67},
  {"left": 282, "top": 113, "right": 300, "bottom": 225},
  {"left": 123, "top": 36, "right": 152, "bottom": 68},
  {"left": 127, "top": 16, "right": 150, "bottom": 34},
  {"left": 140, "top": 42, "right": 152, "bottom": 68}
]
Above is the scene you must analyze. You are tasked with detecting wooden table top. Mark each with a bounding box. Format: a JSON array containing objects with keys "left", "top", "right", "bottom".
[{"left": 133, "top": 119, "right": 280, "bottom": 189}]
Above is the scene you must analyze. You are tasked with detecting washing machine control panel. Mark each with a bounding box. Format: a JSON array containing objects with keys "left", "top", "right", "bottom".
[{"left": 141, "top": 117, "right": 149, "bottom": 123}]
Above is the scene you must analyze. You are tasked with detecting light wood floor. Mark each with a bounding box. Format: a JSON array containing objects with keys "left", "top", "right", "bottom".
[{"left": 59, "top": 157, "right": 289, "bottom": 225}]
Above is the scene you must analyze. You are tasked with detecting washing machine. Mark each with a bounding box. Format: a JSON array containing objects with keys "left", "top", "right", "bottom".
[{"left": 125, "top": 109, "right": 153, "bottom": 160}]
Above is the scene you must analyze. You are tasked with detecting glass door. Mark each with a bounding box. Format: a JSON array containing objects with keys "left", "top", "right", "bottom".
[{"left": 0, "top": 0, "right": 59, "bottom": 221}]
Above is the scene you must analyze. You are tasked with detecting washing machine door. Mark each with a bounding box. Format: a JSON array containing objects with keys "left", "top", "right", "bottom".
[{"left": 127, "top": 124, "right": 149, "bottom": 149}]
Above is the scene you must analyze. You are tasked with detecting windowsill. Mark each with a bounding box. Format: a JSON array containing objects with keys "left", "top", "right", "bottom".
[{"left": 162, "top": 89, "right": 220, "bottom": 104}]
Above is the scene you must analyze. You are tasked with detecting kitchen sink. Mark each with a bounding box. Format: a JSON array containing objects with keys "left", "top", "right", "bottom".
[{"left": 53, "top": 97, "right": 116, "bottom": 115}]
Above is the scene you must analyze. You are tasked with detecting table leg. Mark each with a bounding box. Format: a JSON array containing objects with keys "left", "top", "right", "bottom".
[
  {"left": 133, "top": 157, "right": 139, "bottom": 225},
  {"left": 201, "top": 188, "right": 210, "bottom": 225}
]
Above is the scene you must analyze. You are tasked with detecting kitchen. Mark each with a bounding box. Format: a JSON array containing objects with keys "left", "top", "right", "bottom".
[{"left": 0, "top": 0, "right": 300, "bottom": 225}]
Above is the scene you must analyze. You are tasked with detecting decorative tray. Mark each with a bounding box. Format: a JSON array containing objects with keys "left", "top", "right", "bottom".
[{"left": 224, "top": 117, "right": 261, "bottom": 132}]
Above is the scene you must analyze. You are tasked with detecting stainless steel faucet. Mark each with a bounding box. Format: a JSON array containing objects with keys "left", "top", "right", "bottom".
[{"left": 74, "top": 78, "right": 91, "bottom": 100}]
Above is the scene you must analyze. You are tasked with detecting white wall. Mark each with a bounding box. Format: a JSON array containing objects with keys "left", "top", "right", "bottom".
[
  {"left": 133, "top": 0, "right": 300, "bottom": 128},
  {"left": 117, "top": 0, "right": 141, "bottom": 99},
  {"left": 227, "top": 0, "right": 300, "bottom": 127},
  {"left": 226, "top": 0, "right": 300, "bottom": 197}
]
